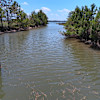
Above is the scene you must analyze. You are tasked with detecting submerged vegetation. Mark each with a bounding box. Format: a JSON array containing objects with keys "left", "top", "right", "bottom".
[
  {"left": 0, "top": 0, "right": 48, "bottom": 33},
  {"left": 64, "top": 4, "right": 100, "bottom": 49}
]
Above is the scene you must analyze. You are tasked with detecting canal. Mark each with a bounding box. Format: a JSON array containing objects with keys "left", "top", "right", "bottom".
[{"left": 0, "top": 22, "right": 100, "bottom": 100}]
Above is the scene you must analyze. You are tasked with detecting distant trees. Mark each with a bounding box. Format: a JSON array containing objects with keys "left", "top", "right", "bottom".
[
  {"left": 64, "top": 4, "right": 100, "bottom": 48},
  {"left": 37, "top": 10, "right": 48, "bottom": 26},
  {"left": 30, "top": 10, "right": 48, "bottom": 27},
  {"left": 0, "top": 0, "right": 48, "bottom": 32}
]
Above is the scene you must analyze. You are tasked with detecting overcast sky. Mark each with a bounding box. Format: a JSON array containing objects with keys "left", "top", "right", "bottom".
[{"left": 16, "top": 0, "right": 100, "bottom": 20}]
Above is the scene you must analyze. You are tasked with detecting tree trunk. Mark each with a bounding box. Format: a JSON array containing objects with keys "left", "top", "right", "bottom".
[{"left": 0, "top": 18, "right": 3, "bottom": 31}]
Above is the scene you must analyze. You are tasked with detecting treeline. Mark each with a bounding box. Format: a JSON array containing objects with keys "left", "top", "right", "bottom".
[
  {"left": 64, "top": 4, "right": 100, "bottom": 48},
  {"left": 0, "top": 0, "right": 48, "bottom": 32}
]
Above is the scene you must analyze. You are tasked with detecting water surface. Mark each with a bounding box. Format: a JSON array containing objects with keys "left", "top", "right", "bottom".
[{"left": 0, "top": 22, "right": 100, "bottom": 100}]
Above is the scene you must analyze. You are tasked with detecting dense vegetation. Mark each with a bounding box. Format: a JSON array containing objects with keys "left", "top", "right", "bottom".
[
  {"left": 64, "top": 4, "right": 100, "bottom": 48},
  {"left": 0, "top": 0, "right": 48, "bottom": 32}
]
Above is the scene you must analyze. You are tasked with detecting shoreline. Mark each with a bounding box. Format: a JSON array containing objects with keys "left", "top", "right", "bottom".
[
  {"left": 0, "top": 25, "right": 45, "bottom": 35},
  {"left": 64, "top": 34, "right": 100, "bottom": 50}
]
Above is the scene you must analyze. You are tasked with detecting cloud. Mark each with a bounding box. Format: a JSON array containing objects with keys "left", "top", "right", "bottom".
[
  {"left": 17, "top": 7, "right": 24, "bottom": 11},
  {"left": 58, "top": 9, "right": 70, "bottom": 13},
  {"left": 41, "top": 7, "right": 51, "bottom": 12},
  {"left": 21, "top": 8, "right": 24, "bottom": 11},
  {"left": 35, "top": 9, "right": 40, "bottom": 13},
  {"left": 34, "top": 8, "right": 70, "bottom": 20},
  {"left": 35, "top": 7, "right": 51, "bottom": 13},
  {"left": 27, "top": 13, "right": 30, "bottom": 16},
  {"left": 21, "top": 2, "right": 29, "bottom": 5}
]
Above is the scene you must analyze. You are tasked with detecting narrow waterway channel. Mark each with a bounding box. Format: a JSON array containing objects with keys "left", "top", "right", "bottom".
[{"left": 0, "top": 22, "right": 100, "bottom": 100}]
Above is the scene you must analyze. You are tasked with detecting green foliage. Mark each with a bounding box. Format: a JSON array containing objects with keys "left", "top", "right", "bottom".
[
  {"left": 0, "top": 7, "right": 5, "bottom": 28},
  {"left": 65, "top": 4, "right": 100, "bottom": 42},
  {"left": 29, "top": 10, "right": 48, "bottom": 27},
  {"left": 0, "top": 0, "right": 48, "bottom": 31}
]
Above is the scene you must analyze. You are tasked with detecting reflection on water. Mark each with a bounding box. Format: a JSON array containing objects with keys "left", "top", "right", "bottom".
[
  {"left": 0, "top": 71, "right": 5, "bottom": 99},
  {"left": 0, "top": 22, "right": 100, "bottom": 100}
]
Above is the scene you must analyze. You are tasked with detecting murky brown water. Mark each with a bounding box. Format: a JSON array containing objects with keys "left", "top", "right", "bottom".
[{"left": 0, "top": 22, "right": 100, "bottom": 100}]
